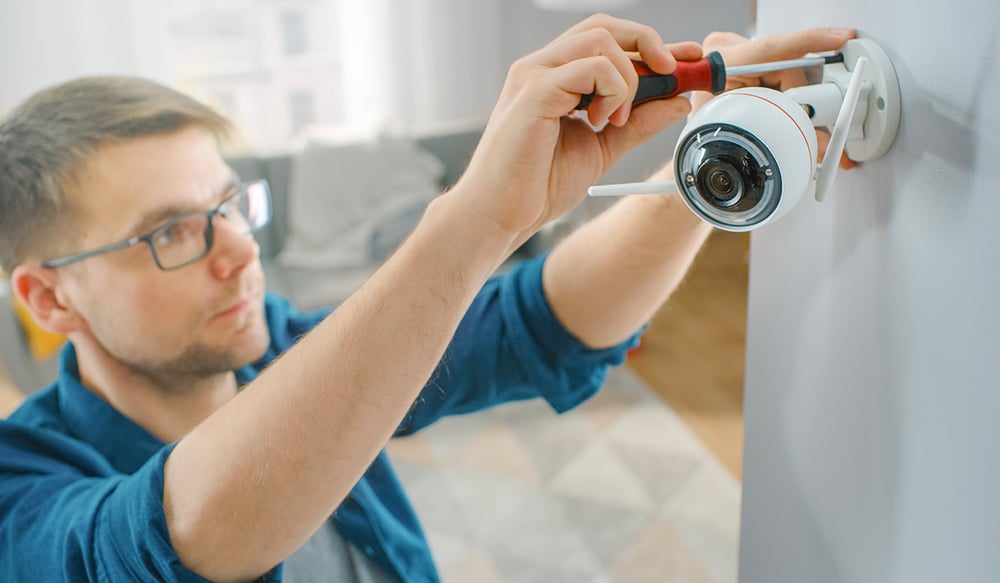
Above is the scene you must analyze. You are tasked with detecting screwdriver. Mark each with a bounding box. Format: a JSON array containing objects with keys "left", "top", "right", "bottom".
[{"left": 575, "top": 51, "right": 845, "bottom": 110}]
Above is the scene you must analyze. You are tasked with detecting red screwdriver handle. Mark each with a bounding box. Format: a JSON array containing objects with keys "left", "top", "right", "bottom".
[{"left": 575, "top": 51, "right": 727, "bottom": 110}]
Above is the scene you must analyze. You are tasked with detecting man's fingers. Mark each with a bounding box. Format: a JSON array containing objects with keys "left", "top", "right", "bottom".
[
  {"left": 518, "top": 16, "right": 697, "bottom": 125},
  {"left": 722, "top": 27, "right": 855, "bottom": 67},
  {"left": 816, "top": 128, "right": 859, "bottom": 169},
  {"left": 533, "top": 27, "right": 637, "bottom": 73},
  {"left": 665, "top": 41, "right": 704, "bottom": 63},
  {"left": 524, "top": 27, "right": 641, "bottom": 121},
  {"left": 702, "top": 31, "right": 747, "bottom": 52},
  {"left": 761, "top": 67, "right": 810, "bottom": 91},
  {"left": 705, "top": 28, "right": 854, "bottom": 92},
  {"left": 542, "top": 56, "right": 632, "bottom": 125},
  {"left": 550, "top": 13, "right": 674, "bottom": 73},
  {"left": 598, "top": 97, "right": 692, "bottom": 165},
  {"left": 528, "top": 24, "right": 677, "bottom": 124}
]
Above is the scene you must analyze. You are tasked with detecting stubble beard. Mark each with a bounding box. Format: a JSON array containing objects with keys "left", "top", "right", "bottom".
[{"left": 103, "top": 312, "right": 271, "bottom": 395}]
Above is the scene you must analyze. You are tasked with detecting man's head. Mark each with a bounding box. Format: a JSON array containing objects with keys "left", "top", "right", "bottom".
[
  {"left": 0, "top": 77, "right": 272, "bottom": 390},
  {"left": 0, "top": 76, "right": 234, "bottom": 272}
]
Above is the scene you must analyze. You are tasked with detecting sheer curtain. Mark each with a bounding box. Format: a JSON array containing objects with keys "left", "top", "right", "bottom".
[
  {"left": 337, "top": 0, "right": 503, "bottom": 138},
  {"left": 1, "top": 0, "right": 504, "bottom": 153}
]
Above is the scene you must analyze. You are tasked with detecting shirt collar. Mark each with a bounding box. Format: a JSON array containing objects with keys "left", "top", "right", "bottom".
[{"left": 55, "top": 344, "right": 260, "bottom": 474}]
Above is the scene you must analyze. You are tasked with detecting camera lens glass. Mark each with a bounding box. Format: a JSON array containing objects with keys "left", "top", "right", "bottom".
[
  {"left": 697, "top": 159, "right": 744, "bottom": 207},
  {"left": 685, "top": 132, "right": 771, "bottom": 214},
  {"left": 674, "top": 123, "right": 781, "bottom": 230}
]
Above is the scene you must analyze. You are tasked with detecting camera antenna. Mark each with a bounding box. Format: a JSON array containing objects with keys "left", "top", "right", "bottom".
[
  {"left": 587, "top": 179, "right": 677, "bottom": 197},
  {"left": 813, "top": 57, "right": 867, "bottom": 203}
]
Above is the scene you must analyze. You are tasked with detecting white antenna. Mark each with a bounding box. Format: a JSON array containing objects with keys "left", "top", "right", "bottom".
[
  {"left": 587, "top": 179, "right": 676, "bottom": 197},
  {"left": 813, "top": 57, "right": 868, "bottom": 202}
]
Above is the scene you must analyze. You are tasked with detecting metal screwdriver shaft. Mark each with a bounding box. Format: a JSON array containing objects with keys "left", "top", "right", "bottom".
[{"left": 575, "top": 53, "right": 844, "bottom": 110}]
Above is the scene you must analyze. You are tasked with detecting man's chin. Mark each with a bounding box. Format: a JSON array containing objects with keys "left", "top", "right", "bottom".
[{"left": 231, "top": 316, "right": 271, "bottom": 364}]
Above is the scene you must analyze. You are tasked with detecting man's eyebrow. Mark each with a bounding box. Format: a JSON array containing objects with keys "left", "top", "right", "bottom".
[{"left": 127, "top": 175, "right": 241, "bottom": 236}]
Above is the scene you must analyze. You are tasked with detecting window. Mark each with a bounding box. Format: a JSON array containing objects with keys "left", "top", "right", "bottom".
[
  {"left": 158, "top": 0, "right": 342, "bottom": 154},
  {"left": 281, "top": 10, "right": 308, "bottom": 55},
  {"left": 288, "top": 90, "right": 316, "bottom": 137}
]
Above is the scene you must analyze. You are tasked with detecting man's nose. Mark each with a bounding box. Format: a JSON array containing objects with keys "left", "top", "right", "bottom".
[{"left": 207, "top": 215, "right": 260, "bottom": 280}]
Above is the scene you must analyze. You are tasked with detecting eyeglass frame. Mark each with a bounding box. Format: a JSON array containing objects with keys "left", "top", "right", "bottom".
[{"left": 40, "top": 179, "right": 272, "bottom": 272}]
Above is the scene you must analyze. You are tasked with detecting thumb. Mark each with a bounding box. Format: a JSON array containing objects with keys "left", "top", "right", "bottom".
[{"left": 598, "top": 97, "right": 691, "bottom": 166}]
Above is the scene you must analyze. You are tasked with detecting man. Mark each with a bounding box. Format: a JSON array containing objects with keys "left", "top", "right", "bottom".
[{"left": 0, "top": 15, "right": 854, "bottom": 582}]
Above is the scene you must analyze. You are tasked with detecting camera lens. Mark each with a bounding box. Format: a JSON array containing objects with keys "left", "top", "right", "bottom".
[
  {"left": 697, "top": 159, "right": 744, "bottom": 207},
  {"left": 708, "top": 170, "right": 734, "bottom": 196},
  {"left": 674, "top": 122, "right": 786, "bottom": 231},
  {"left": 675, "top": 123, "right": 782, "bottom": 230}
]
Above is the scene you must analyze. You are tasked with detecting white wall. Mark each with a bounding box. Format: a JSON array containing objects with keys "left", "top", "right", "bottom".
[{"left": 740, "top": 1, "right": 1000, "bottom": 582}]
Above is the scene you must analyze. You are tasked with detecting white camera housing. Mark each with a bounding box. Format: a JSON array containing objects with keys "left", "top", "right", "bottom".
[
  {"left": 587, "top": 38, "right": 901, "bottom": 232},
  {"left": 673, "top": 87, "right": 817, "bottom": 232}
]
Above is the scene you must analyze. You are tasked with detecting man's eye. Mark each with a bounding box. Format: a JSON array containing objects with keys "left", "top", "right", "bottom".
[
  {"left": 153, "top": 226, "right": 176, "bottom": 247},
  {"left": 154, "top": 222, "right": 192, "bottom": 247}
]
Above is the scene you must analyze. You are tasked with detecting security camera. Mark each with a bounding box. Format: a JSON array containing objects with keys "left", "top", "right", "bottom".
[
  {"left": 587, "top": 38, "right": 901, "bottom": 232},
  {"left": 671, "top": 87, "right": 816, "bottom": 231}
]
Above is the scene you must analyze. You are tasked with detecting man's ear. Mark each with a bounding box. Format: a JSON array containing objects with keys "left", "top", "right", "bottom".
[{"left": 10, "top": 264, "right": 87, "bottom": 335}]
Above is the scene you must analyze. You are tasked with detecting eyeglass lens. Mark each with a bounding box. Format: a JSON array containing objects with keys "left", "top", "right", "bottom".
[{"left": 151, "top": 182, "right": 271, "bottom": 269}]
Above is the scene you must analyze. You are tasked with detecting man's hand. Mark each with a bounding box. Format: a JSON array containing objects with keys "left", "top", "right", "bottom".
[
  {"left": 457, "top": 14, "right": 701, "bottom": 248},
  {"left": 694, "top": 27, "right": 858, "bottom": 169}
]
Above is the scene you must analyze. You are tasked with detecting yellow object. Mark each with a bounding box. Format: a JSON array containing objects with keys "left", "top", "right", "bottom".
[{"left": 11, "top": 292, "right": 66, "bottom": 361}]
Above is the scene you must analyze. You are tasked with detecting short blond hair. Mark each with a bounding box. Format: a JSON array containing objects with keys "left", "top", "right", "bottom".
[{"left": 0, "top": 76, "right": 232, "bottom": 272}]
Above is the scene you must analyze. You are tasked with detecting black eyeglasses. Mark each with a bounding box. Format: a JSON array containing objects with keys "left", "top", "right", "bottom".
[{"left": 41, "top": 180, "right": 272, "bottom": 271}]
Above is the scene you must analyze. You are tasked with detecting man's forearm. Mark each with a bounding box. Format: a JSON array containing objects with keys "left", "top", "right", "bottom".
[
  {"left": 163, "top": 190, "right": 516, "bottom": 582},
  {"left": 543, "top": 185, "right": 712, "bottom": 349}
]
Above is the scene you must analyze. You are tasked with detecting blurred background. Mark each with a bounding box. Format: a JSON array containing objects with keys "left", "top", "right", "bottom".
[{"left": 0, "top": 0, "right": 750, "bottom": 178}]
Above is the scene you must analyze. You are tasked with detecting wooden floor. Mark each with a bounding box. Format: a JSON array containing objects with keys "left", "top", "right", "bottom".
[{"left": 627, "top": 230, "right": 749, "bottom": 480}]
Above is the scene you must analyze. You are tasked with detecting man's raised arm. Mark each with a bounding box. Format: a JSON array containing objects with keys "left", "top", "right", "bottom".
[{"left": 162, "top": 14, "right": 692, "bottom": 582}]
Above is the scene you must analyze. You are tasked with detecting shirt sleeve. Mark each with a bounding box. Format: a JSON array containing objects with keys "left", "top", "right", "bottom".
[
  {"left": 395, "top": 252, "right": 644, "bottom": 436},
  {"left": 0, "top": 426, "right": 280, "bottom": 583}
]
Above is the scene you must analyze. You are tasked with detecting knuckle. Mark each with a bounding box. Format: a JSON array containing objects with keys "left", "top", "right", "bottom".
[
  {"left": 586, "top": 26, "right": 616, "bottom": 48},
  {"left": 508, "top": 56, "right": 533, "bottom": 77},
  {"left": 759, "top": 35, "right": 781, "bottom": 55},
  {"left": 578, "top": 28, "right": 621, "bottom": 60},
  {"left": 585, "top": 12, "right": 615, "bottom": 26},
  {"left": 703, "top": 31, "right": 742, "bottom": 48},
  {"left": 635, "top": 23, "right": 658, "bottom": 40}
]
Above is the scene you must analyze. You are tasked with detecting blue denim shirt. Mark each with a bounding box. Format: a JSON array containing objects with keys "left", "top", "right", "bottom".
[{"left": 0, "top": 254, "right": 640, "bottom": 582}]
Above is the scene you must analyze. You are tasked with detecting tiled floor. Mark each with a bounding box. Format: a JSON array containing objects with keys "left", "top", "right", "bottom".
[{"left": 387, "top": 366, "right": 741, "bottom": 583}]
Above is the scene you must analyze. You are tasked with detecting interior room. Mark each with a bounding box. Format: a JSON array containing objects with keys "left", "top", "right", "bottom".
[{"left": 1, "top": 0, "right": 997, "bottom": 582}]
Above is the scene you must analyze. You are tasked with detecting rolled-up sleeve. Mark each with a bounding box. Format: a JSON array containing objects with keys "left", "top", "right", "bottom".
[
  {"left": 0, "top": 428, "right": 278, "bottom": 582},
  {"left": 395, "top": 253, "right": 643, "bottom": 435}
]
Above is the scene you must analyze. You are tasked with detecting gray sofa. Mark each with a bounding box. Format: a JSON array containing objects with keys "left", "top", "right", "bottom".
[{"left": 0, "top": 128, "right": 491, "bottom": 394}]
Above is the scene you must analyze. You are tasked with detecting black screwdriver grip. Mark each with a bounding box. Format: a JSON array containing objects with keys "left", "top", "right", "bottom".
[{"left": 576, "top": 51, "right": 727, "bottom": 110}]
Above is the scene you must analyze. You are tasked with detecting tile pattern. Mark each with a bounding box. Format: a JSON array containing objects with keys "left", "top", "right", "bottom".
[{"left": 387, "top": 366, "right": 740, "bottom": 583}]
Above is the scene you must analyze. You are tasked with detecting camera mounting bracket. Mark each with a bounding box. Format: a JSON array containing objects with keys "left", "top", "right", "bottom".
[
  {"left": 787, "top": 38, "right": 901, "bottom": 164},
  {"left": 789, "top": 38, "right": 900, "bottom": 201},
  {"left": 838, "top": 38, "right": 901, "bottom": 162}
]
